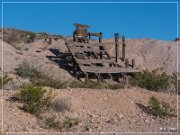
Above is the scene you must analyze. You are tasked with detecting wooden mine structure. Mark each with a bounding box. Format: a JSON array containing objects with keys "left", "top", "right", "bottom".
[{"left": 65, "top": 23, "right": 141, "bottom": 83}]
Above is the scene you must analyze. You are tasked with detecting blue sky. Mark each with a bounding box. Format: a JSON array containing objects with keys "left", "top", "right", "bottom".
[{"left": 1, "top": 0, "right": 179, "bottom": 40}]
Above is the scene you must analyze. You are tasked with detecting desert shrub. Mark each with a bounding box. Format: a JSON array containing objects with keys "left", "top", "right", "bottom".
[
  {"left": 18, "top": 84, "right": 53, "bottom": 116},
  {"left": 171, "top": 72, "right": 180, "bottom": 95},
  {"left": 38, "top": 32, "right": 48, "bottom": 38},
  {"left": 16, "top": 60, "right": 43, "bottom": 79},
  {"left": 51, "top": 98, "right": 71, "bottom": 112},
  {"left": 45, "top": 116, "right": 79, "bottom": 131},
  {"left": 63, "top": 117, "right": 80, "bottom": 129},
  {"left": 32, "top": 77, "right": 67, "bottom": 89},
  {"left": 33, "top": 78, "right": 122, "bottom": 90},
  {"left": 45, "top": 115, "right": 63, "bottom": 130},
  {"left": 69, "top": 80, "right": 106, "bottom": 89},
  {"left": 69, "top": 80, "right": 122, "bottom": 89},
  {"left": 21, "top": 31, "right": 36, "bottom": 43},
  {"left": 149, "top": 96, "right": 175, "bottom": 118},
  {"left": 132, "top": 70, "right": 171, "bottom": 92},
  {"left": 108, "top": 83, "right": 123, "bottom": 90},
  {"left": 0, "top": 74, "right": 12, "bottom": 87}
]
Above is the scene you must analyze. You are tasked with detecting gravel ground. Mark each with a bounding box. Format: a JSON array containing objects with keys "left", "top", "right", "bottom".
[{"left": 1, "top": 87, "right": 179, "bottom": 133}]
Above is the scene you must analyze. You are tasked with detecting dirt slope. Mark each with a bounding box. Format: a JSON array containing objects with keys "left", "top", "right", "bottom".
[
  {"left": 106, "top": 39, "right": 179, "bottom": 75},
  {"left": 0, "top": 39, "right": 73, "bottom": 81}
]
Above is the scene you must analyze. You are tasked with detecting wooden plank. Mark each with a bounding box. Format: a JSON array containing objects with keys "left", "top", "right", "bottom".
[
  {"left": 68, "top": 47, "right": 107, "bottom": 55},
  {"left": 76, "top": 59, "right": 115, "bottom": 64},
  {"left": 80, "top": 65, "right": 141, "bottom": 74},
  {"left": 115, "top": 33, "right": 119, "bottom": 63},
  {"left": 66, "top": 42, "right": 116, "bottom": 47}
]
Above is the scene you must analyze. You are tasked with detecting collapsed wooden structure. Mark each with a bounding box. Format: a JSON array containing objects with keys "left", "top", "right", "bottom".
[{"left": 64, "top": 23, "right": 141, "bottom": 82}]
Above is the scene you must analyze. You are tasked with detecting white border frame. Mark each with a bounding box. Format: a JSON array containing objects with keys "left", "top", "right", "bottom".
[{"left": 1, "top": 1, "right": 179, "bottom": 134}]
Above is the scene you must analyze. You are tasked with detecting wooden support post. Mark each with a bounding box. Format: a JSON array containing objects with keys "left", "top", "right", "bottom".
[
  {"left": 99, "top": 32, "right": 103, "bottom": 59},
  {"left": 97, "top": 73, "right": 102, "bottom": 82},
  {"left": 73, "top": 32, "right": 76, "bottom": 42},
  {"left": 114, "top": 33, "right": 119, "bottom": 63},
  {"left": 99, "top": 32, "right": 102, "bottom": 43},
  {"left": 122, "top": 36, "right": 126, "bottom": 61},
  {"left": 73, "top": 58, "right": 79, "bottom": 79},
  {"left": 132, "top": 59, "right": 135, "bottom": 68},
  {"left": 85, "top": 72, "right": 88, "bottom": 81},
  {"left": 122, "top": 73, "right": 128, "bottom": 86},
  {"left": 88, "top": 33, "right": 91, "bottom": 41},
  {"left": 125, "top": 58, "right": 129, "bottom": 68},
  {"left": 109, "top": 73, "right": 112, "bottom": 80}
]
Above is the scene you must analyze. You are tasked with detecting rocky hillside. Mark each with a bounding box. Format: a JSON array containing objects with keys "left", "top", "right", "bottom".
[{"left": 0, "top": 28, "right": 179, "bottom": 134}]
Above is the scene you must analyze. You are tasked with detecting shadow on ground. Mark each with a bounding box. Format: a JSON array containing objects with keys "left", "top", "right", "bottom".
[{"left": 46, "top": 48, "right": 76, "bottom": 78}]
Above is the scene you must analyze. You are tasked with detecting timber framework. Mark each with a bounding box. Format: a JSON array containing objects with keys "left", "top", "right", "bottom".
[{"left": 65, "top": 23, "right": 141, "bottom": 82}]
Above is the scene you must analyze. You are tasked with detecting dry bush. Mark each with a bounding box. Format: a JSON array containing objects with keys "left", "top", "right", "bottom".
[
  {"left": 16, "top": 60, "right": 43, "bottom": 79},
  {"left": 51, "top": 98, "right": 71, "bottom": 112}
]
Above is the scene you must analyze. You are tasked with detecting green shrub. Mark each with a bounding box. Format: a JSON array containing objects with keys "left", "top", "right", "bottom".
[
  {"left": 69, "top": 80, "right": 120, "bottom": 89},
  {"left": 32, "top": 77, "right": 67, "bottom": 89},
  {"left": 108, "top": 83, "right": 123, "bottom": 90},
  {"left": 69, "top": 80, "right": 104, "bottom": 89},
  {"left": 16, "top": 61, "right": 43, "bottom": 79},
  {"left": 149, "top": 96, "right": 175, "bottom": 118},
  {"left": 18, "top": 84, "right": 53, "bottom": 116},
  {"left": 33, "top": 78, "right": 122, "bottom": 90},
  {"left": 0, "top": 74, "right": 12, "bottom": 87},
  {"left": 132, "top": 70, "right": 171, "bottom": 92}
]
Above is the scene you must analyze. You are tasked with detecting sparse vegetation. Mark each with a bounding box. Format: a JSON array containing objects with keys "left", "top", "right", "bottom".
[
  {"left": 16, "top": 60, "right": 43, "bottom": 79},
  {"left": 132, "top": 70, "right": 171, "bottom": 92},
  {"left": 32, "top": 77, "right": 67, "bottom": 89},
  {"left": 33, "top": 78, "right": 122, "bottom": 90},
  {"left": 0, "top": 74, "right": 12, "bottom": 87},
  {"left": 51, "top": 98, "right": 71, "bottom": 112},
  {"left": 17, "top": 84, "right": 53, "bottom": 116},
  {"left": 38, "top": 32, "right": 49, "bottom": 38},
  {"left": 45, "top": 116, "right": 80, "bottom": 131},
  {"left": 171, "top": 72, "right": 180, "bottom": 95},
  {"left": 63, "top": 117, "right": 80, "bottom": 129},
  {"left": 45, "top": 115, "right": 63, "bottom": 130},
  {"left": 3, "top": 28, "right": 37, "bottom": 45},
  {"left": 21, "top": 31, "right": 36, "bottom": 43},
  {"left": 149, "top": 96, "right": 175, "bottom": 118}
]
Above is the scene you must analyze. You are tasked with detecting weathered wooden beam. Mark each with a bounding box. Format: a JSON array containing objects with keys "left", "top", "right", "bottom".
[
  {"left": 114, "top": 33, "right": 119, "bottom": 63},
  {"left": 125, "top": 58, "right": 129, "bottom": 68},
  {"left": 73, "top": 31, "right": 76, "bottom": 42},
  {"left": 122, "top": 35, "right": 126, "bottom": 61},
  {"left": 76, "top": 59, "right": 115, "bottom": 64},
  {"left": 99, "top": 32, "right": 103, "bottom": 59},
  {"left": 132, "top": 59, "right": 135, "bottom": 68}
]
